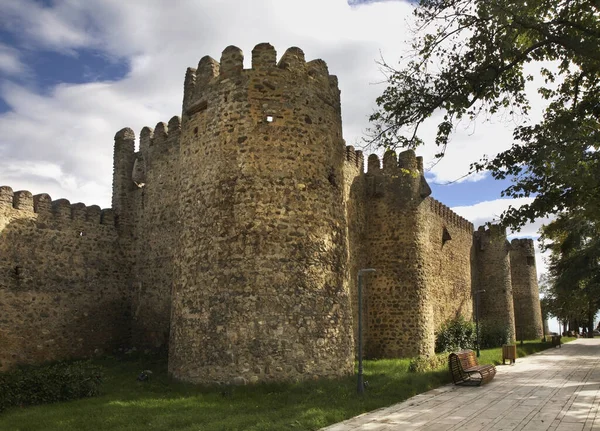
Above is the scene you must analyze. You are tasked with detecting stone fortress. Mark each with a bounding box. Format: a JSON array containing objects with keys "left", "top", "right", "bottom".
[{"left": 0, "top": 43, "right": 543, "bottom": 384}]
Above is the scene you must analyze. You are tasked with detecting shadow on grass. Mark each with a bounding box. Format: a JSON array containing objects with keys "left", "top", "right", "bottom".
[
  {"left": 0, "top": 355, "right": 450, "bottom": 431},
  {"left": 0, "top": 339, "right": 571, "bottom": 431}
]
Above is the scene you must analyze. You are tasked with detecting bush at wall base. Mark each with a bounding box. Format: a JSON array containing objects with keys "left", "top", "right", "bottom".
[
  {"left": 435, "top": 315, "right": 477, "bottom": 353},
  {"left": 408, "top": 353, "right": 449, "bottom": 373},
  {"left": 0, "top": 360, "right": 104, "bottom": 412},
  {"left": 480, "top": 323, "right": 512, "bottom": 349}
]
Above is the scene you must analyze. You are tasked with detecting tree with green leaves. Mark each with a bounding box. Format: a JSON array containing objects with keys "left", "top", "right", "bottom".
[
  {"left": 370, "top": 0, "right": 599, "bottom": 230},
  {"left": 540, "top": 213, "right": 600, "bottom": 336},
  {"left": 538, "top": 273, "right": 557, "bottom": 334}
]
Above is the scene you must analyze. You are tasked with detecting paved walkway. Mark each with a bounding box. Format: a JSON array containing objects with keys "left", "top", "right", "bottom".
[{"left": 322, "top": 338, "right": 600, "bottom": 431}]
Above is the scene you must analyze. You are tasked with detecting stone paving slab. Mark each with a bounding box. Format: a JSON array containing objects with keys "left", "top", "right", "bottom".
[{"left": 321, "top": 339, "right": 600, "bottom": 431}]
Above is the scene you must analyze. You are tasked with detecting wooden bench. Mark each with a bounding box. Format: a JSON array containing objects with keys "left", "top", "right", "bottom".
[{"left": 448, "top": 350, "right": 496, "bottom": 386}]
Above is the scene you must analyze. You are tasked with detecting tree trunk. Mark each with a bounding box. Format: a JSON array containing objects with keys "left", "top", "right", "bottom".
[{"left": 587, "top": 304, "right": 595, "bottom": 338}]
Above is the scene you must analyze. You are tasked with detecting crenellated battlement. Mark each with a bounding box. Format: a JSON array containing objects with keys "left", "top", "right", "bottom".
[
  {"left": 428, "top": 198, "right": 473, "bottom": 232},
  {"left": 183, "top": 43, "right": 340, "bottom": 115},
  {"left": 117, "top": 116, "right": 181, "bottom": 159},
  {"left": 252, "top": 43, "right": 276, "bottom": 70},
  {"left": 0, "top": 186, "right": 115, "bottom": 226},
  {"left": 113, "top": 116, "right": 182, "bottom": 191},
  {"left": 344, "top": 145, "right": 364, "bottom": 168},
  {"left": 510, "top": 238, "right": 535, "bottom": 255},
  {"left": 476, "top": 223, "right": 507, "bottom": 237},
  {"left": 366, "top": 149, "right": 421, "bottom": 175},
  {"left": 474, "top": 224, "right": 509, "bottom": 251},
  {"left": 364, "top": 149, "right": 431, "bottom": 201},
  {"left": 138, "top": 116, "right": 181, "bottom": 155},
  {"left": 114, "top": 127, "right": 136, "bottom": 147},
  {"left": 367, "top": 153, "right": 380, "bottom": 172}
]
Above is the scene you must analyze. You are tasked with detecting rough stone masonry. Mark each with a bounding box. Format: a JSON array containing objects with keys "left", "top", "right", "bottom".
[{"left": 0, "top": 43, "right": 543, "bottom": 384}]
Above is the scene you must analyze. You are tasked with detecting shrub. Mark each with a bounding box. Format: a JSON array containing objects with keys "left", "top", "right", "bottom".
[
  {"left": 408, "top": 354, "right": 448, "bottom": 373},
  {"left": 479, "top": 322, "right": 512, "bottom": 348},
  {"left": 0, "top": 360, "right": 104, "bottom": 412},
  {"left": 435, "top": 315, "right": 476, "bottom": 353}
]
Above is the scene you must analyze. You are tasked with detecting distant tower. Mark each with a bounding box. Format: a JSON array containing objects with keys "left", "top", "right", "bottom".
[
  {"left": 510, "top": 239, "right": 543, "bottom": 340},
  {"left": 168, "top": 44, "right": 353, "bottom": 384},
  {"left": 473, "top": 225, "right": 516, "bottom": 343}
]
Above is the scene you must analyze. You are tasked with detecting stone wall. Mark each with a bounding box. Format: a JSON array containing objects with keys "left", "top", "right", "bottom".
[
  {"left": 0, "top": 187, "right": 129, "bottom": 371},
  {"left": 1, "top": 43, "right": 545, "bottom": 379},
  {"left": 168, "top": 43, "right": 353, "bottom": 384},
  {"left": 420, "top": 198, "right": 474, "bottom": 336},
  {"left": 473, "top": 225, "right": 516, "bottom": 343},
  {"left": 510, "top": 239, "right": 543, "bottom": 340}
]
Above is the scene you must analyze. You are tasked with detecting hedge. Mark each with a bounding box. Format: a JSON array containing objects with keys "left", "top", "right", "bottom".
[{"left": 0, "top": 360, "right": 103, "bottom": 412}]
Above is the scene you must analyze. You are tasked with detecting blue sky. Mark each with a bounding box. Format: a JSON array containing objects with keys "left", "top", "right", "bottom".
[{"left": 0, "top": 0, "right": 552, "bottom": 285}]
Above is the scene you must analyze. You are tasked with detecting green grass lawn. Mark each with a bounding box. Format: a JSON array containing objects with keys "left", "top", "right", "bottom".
[
  {"left": 0, "top": 338, "right": 575, "bottom": 431},
  {"left": 477, "top": 337, "right": 576, "bottom": 366}
]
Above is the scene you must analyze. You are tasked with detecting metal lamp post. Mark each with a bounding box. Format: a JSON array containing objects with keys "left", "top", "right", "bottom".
[
  {"left": 474, "top": 289, "right": 485, "bottom": 358},
  {"left": 357, "top": 268, "right": 376, "bottom": 394}
]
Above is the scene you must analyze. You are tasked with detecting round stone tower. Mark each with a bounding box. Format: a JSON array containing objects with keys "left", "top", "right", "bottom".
[
  {"left": 169, "top": 43, "right": 353, "bottom": 384},
  {"left": 510, "top": 239, "right": 543, "bottom": 340},
  {"left": 363, "top": 149, "right": 434, "bottom": 358},
  {"left": 473, "top": 225, "right": 516, "bottom": 344}
]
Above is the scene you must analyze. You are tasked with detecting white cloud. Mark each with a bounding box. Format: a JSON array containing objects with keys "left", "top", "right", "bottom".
[
  {"left": 452, "top": 197, "right": 555, "bottom": 277},
  {"left": 0, "top": 78, "right": 165, "bottom": 206},
  {"left": 0, "top": 0, "right": 417, "bottom": 207},
  {"left": 405, "top": 63, "right": 554, "bottom": 184},
  {"left": 0, "top": 43, "right": 27, "bottom": 76},
  {"left": 452, "top": 197, "right": 553, "bottom": 237},
  {"left": 452, "top": 198, "right": 534, "bottom": 230},
  {"left": 0, "top": 0, "right": 549, "bottom": 216},
  {"left": 0, "top": 0, "right": 93, "bottom": 53}
]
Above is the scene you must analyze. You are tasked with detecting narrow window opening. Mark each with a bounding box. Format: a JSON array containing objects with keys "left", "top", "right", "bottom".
[
  {"left": 328, "top": 167, "right": 338, "bottom": 188},
  {"left": 185, "top": 100, "right": 208, "bottom": 116},
  {"left": 193, "top": 127, "right": 199, "bottom": 136},
  {"left": 526, "top": 256, "right": 535, "bottom": 266},
  {"left": 442, "top": 227, "right": 452, "bottom": 245}
]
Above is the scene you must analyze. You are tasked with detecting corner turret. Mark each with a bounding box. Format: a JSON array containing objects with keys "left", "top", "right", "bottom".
[{"left": 366, "top": 149, "right": 431, "bottom": 205}]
